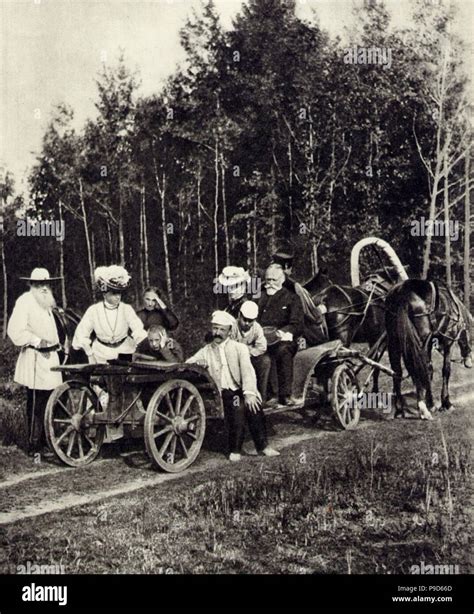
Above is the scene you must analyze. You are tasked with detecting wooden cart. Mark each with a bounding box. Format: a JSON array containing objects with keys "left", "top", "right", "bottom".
[{"left": 45, "top": 361, "right": 222, "bottom": 472}]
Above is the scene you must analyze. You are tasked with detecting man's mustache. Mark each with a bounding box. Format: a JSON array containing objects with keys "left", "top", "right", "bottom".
[{"left": 213, "top": 334, "right": 224, "bottom": 340}]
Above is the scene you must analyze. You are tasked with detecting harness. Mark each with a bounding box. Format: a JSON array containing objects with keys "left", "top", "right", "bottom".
[
  {"left": 322, "top": 283, "right": 385, "bottom": 339},
  {"left": 412, "top": 282, "right": 466, "bottom": 349}
]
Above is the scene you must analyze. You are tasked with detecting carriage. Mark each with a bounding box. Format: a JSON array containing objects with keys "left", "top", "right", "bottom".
[
  {"left": 45, "top": 237, "right": 407, "bottom": 471},
  {"left": 45, "top": 360, "right": 222, "bottom": 472}
]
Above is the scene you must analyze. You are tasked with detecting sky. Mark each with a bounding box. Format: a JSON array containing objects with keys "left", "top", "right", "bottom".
[{"left": 0, "top": 0, "right": 472, "bottom": 193}]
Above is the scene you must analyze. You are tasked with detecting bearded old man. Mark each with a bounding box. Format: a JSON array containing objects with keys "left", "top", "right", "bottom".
[
  {"left": 7, "top": 268, "right": 63, "bottom": 454},
  {"left": 258, "top": 264, "right": 304, "bottom": 405}
]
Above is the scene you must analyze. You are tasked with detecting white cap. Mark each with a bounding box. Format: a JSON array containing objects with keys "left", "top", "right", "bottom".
[
  {"left": 240, "top": 300, "right": 258, "bottom": 320},
  {"left": 211, "top": 310, "right": 236, "bottom": 327}
]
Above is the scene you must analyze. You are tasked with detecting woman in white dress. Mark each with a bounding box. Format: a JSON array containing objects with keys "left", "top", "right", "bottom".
[{"left": 73, "top": 265, "right": 147, "bottom": 364}]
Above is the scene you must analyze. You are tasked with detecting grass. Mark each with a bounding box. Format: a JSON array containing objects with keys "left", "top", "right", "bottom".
[
  {"left": 0, "top": 335, "right": 472, "bottom": 575},
  {"left": 1, "top": 412, "right": 471, "bottom": 574}
]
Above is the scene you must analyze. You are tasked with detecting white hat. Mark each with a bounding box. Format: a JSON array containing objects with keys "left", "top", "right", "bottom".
[
  {"left": 240, "top": 300, "right": 258, "bottom": 320},
  {"left": 20, "top": 267, "right": 62, "bottom": 281},
  {"left": 211, "top": 310, "right": 236, "bottom": 327},
  {"left": 218, "top": 266, "right": 250, "bottom": 287}
]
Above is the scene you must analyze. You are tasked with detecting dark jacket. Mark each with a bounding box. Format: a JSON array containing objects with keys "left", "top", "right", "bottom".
[
  {"left": 136, "top": 337, "right": 184, "bottom": 362},
  {"left": 224, "top": 295, "right": 248, "bottom": 319},
  {"left": 136, "top": 306, "right": 179, "bottom": 331},
  {"left": 258, "top": 287, "right": 304, "bottom": 338},
  {"left": 283, "top": 276, "right": 296, "bottom": 293}
]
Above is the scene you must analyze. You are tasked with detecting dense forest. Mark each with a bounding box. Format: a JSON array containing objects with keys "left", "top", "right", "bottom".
[{"left": 0, "top": 0, "right": 472, "bottom": 332}]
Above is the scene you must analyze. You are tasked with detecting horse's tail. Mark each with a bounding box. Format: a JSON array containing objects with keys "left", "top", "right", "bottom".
[{"left": 387, "top": 294, "right": 431, "bottom": 389}]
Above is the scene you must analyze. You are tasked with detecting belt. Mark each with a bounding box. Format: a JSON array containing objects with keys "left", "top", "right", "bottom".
[
  {"left": 26, "top": 343, "right": 61, "bottom": 353},
  {"left": 96, "top": 336, "right": 128, "bottom": 348}
]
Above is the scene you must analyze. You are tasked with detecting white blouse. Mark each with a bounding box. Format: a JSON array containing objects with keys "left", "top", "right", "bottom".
[{"left": 72, "top": 301, "right": 147, "bottom": 363}]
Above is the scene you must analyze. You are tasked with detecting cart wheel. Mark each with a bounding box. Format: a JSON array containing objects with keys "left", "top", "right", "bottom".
[
  {"left": 45, "top": 381, "right": 104, "bottom": 467},
  {"left": 144, "top": 379, "right": 206, "bottom": 473},
  {"left": 330, "top": 364, "right": 360, "bottom": 430}
]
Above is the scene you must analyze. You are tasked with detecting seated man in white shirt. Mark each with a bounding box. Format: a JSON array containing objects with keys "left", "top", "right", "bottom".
[
  {"left": 186, "top": 310, "right": 279, "bottom": 462},
  {"left": 232, "top": 301, "right": 271, "bottom": 404}
]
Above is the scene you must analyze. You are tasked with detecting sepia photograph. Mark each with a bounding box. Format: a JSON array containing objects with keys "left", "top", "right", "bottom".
[{"left": 0, "top": 0, "right": 472, "bottom": 609}]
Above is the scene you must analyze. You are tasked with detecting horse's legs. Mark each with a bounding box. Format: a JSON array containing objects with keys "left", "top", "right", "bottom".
[
  {"left": 415, "top": 382, "right": 434, "bottom": 420},
  {"left": 387, "top": 338, "right": 408, "bottom": 418},
  {"left": 458, "top": 329, "right": 473, "bottom": 368},
  {"left": 372, "top": 368, "right": 379, "bottom": 395},
  {"left": 440, "top": 344, "right": 454, "bottom": 411}
]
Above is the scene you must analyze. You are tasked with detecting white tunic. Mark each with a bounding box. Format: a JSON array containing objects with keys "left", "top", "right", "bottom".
[
  {"left": 72, "top": 301, "right": 147, "bottom": 363},
  {"left": 7, "top": 292, "right": 63, "bottom": 390}
]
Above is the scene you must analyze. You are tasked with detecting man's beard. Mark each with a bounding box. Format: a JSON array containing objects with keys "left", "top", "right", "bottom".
[
  {"left": 266, "top": 285, "right": 281, "bottom": 296},
  {"left": 31, "top": 286, "right": 56, "bottom": 310}
]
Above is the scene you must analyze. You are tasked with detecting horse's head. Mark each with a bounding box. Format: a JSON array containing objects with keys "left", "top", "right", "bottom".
[{"left": 303, "top": 268, "right": 332, "bottom": 297}]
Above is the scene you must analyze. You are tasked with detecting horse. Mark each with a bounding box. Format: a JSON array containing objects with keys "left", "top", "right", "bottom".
[
  {"left": 385, "top": 279, "right": 472, "bottom": 420},
  {"left": 302, "top": 268, "right": 398, "bottom": 392}
]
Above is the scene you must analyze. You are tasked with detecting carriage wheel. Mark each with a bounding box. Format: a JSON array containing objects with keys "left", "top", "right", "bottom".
[
  {"left": 330, "top": 364, "right": 361, "bottom": 430},
  {"left": 45, "top": 381, "right": 105, "bottom": 467},
  {"left": 144, "top": 379, "right": 206, "bottom": 473}
]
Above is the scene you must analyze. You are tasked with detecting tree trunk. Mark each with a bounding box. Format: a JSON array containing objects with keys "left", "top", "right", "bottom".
[
  {"left": 221, "top": 154, "right": 230, "bottom": 267},
  {"left": 159, "top": 174, "right": 172, "bottom": 304},
  {"left": 1, "top": 216, "right": 7, "bottom": 339},
  {"left": 142, "top": 184, "right": 149, "bottom": 287},
  {"left": 78, "top": 177, "right": 95, "bottom": 296},
  {"left": 139, "top": 187, "right": 145, "bottom": 293},
  {"left": 118, "top": 181, "right": 125, "bottom": 267},
  {"left": 246, "top": 218, "right": 252, "bottom": 271},
  {"left": 443, "top": 141, "right": 452, "bottom": 286},
  {"left": 196, "top": 167, "right": 204, "bottom": 263},
  {"left": 152, "top": 148, "right": 172, "bottom": 303},
  {"left": 288, "top": 138, "right": 293, "bottom": 233},
  {"left": 213, "top": 138, "right": 220, "bottom": 286},
  {"left": 58, "top": 200, "right": 66, "bottom": 307},
  {"left": 464, "top": 147, "right": 471, "bottom": 308},
  {"left": 270, "top": 167, "right": 276, "bottom": 254},
  {"left": 422, "top": 45, "right": 449, "bottom": 279},
  {"left": 422, "top": 163, "right": 442, "bottom": 279},
  {"left": 252, "top": 196, "right": 257, "bottom": 273}
]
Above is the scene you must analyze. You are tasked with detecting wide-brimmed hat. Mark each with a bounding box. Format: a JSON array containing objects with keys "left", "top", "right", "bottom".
[
  {"left": 20, "top": 268, "right": 62, "bottom": 281},
  {"left": 262, "top": 326, "right": 280, "bottom": 346},
  {"left": 218, "top": 266, "right": 250, "bottom": 287},
  {"left": 95, "top": 265, "right": 131, "bottom": 292}
]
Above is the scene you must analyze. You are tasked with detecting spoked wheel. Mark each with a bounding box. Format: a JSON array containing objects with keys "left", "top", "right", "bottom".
[
  {"left": 144, "top": 379, "right": 206, "bottom": 473},
  {"left": 330, "top": 364, "right": 361, "bottom": 430},
  {"left": 45, "top": 381, "right": 105, "bottom": 467}
]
